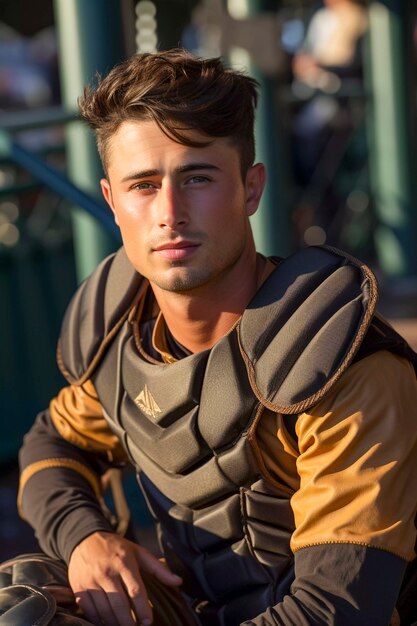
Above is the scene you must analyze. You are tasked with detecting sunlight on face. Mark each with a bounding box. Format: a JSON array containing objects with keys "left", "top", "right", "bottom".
[{"left": 101, "top": 120, "right": 264, "bottom": 295}]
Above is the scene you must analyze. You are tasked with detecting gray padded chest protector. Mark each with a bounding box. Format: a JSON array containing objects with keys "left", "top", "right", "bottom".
[{"left": 57, "top": 244, "right": 382, "bottom": 625}]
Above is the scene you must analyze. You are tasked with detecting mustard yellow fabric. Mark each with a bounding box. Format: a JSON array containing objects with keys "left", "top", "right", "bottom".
[
  {"left": 255, "top": 410, "right": 300, "bottom": 495},
  {"left": 50, "top": 380, "right": 128, "bottom": 463},
  {"left": 289, "top": 350, "right": 417, "bottom": 560},
  {"left": 152, "top": 311, "right": 177, "bottom": 364}
]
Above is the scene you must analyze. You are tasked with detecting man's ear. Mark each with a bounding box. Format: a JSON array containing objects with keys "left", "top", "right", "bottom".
[
  {"left": 245, "top": 163, "right": 266, "bottom": 217},
  {"left": 100, "top": 178, "right": 119, "bottom": 226}
]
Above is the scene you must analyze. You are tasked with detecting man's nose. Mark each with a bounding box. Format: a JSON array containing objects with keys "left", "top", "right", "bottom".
[{"left": 157, "top": 183, "right": 188, "bottom": 229}]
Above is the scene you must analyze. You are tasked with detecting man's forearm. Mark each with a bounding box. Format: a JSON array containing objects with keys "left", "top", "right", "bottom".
[
  {"left": 19, "top": 409, "right": 114, "bottom": 562},
  {"left": 242, "top": 544, "right": 406, "bottom": 626}
]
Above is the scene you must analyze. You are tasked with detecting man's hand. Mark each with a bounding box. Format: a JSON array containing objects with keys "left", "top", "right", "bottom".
[{"left": 68, "top": 531, "right": 182, "bottom": 626}]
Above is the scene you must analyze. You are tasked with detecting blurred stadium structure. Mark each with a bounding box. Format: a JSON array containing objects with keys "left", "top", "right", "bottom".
[{"left": 1, "top": 0, "right": 417, "bottom": 558}]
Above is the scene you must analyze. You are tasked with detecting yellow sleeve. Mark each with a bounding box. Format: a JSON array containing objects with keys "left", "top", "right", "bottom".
[
  {"left": 50, "top": 380, "right": 128, "bottom": 463},
  {"left": 291, "top": 350, "right": 417, "bottom": 560}
]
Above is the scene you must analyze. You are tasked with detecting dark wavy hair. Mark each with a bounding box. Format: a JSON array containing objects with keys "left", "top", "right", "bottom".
[{"left": 78, "top": 49, "right": 259, "bottom": 178}]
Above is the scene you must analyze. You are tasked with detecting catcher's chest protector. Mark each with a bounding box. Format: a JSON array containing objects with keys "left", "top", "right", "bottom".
[{"left": 59, "top": 245, "right": 416, "bottom": 625}]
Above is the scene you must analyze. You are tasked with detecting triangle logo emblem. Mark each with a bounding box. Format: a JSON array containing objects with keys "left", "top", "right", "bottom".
[{"left": 134, "top": 384, "right": 162, "bottom": 419}]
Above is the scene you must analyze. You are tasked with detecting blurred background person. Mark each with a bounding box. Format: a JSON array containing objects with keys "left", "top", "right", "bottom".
[
  {"left": 291, "top": 0, "right": 369, "bottom": 249},
  {"left": 292, "top": 0, "right": 368, "bottom": 94}
]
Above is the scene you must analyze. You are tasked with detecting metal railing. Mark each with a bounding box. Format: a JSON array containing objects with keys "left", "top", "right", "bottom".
[{"left": 0, "top": 106, "right": 120, "bottom": 241}]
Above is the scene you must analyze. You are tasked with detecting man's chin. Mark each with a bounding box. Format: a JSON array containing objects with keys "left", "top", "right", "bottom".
[{"left": 151, "top": 269, "right": 209, "bottom": 294}]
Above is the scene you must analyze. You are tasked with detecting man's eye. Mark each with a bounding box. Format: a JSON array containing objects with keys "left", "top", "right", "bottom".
[
  {"left": 187, "top": 176, "right": 209, "bottom": 184},
  {"left": 132, "top": 182, "right": 155, "bottom": 190}
]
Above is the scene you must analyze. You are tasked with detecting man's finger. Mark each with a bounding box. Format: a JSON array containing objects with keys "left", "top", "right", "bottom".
[
  {"left": 90, "top": 588, "right": 122, "bottom": 626},
  {"left": 117, "top": 563, "right": 153, "bottom": 625},
  {"left": 137, "top": 547, "right": 183, "bottom": 586},
  {"left": 75, "top": 592, "right": 96, "bottom": 624},
  {"left": 103, "top": 578, "right": 145, "bottom": 626}
]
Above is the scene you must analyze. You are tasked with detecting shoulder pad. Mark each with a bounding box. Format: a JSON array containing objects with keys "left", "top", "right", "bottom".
[
  {"left": 238, "top": 245, "right": 378, "bottom": 414},
  {"left": 57, "top": 247, "right": 144, "bottom": 384}
]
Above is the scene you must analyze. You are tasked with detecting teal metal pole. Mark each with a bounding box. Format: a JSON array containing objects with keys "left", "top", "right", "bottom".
[
  {"left": 53, "top": 0, "right": 128, "bottom": 281},
  {"left": 229, "top": 0, "right": 292, "bottom": 258},
  {"left": 253, "top": 73, "right": 292, "bottom": 258},
  {"left": 365, "top": 0, "right": 417, "bottom": 278}
]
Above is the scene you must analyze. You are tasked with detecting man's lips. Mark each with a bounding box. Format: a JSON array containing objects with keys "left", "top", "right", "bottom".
[{"left": 153, "top": 241, "right": 200, "bottom": 260}]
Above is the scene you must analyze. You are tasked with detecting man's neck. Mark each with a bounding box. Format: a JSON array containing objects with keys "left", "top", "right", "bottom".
[{"left": 150, "top": 253, "right": 267, "bottom": 354}]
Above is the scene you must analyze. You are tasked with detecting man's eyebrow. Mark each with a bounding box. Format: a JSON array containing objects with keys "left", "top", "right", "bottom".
[
  {"left": 121, "top": 163, "right": 220, "bottom": 183},
  {"left": 176, "top": 163, "right": 220, "bottom": 174},
  {"left": 121, "top": 169, "right": 159, "bottom": 183}
]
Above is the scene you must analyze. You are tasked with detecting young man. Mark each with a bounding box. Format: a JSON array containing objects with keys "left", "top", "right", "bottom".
[{"left": 16, "top": 50, "right": 417, "bottom": 626}]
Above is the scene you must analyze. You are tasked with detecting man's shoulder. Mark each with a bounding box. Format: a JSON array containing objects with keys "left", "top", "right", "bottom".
[
  {"left": 241, "top": 245, "right": 379, "bottom": 413},
  {"left": 57, "top": 247, "right": 144, "bottom": 384},
  {"left": 244, "top": 246, "right": 417, "bottom": 417}
]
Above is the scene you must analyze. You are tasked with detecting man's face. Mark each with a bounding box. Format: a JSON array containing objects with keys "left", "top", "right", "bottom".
[{"left": 101, "top": 120, "right": 265, "bottom": 294}]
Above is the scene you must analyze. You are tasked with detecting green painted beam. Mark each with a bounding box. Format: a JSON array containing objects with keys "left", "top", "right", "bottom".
[
  {"left": 229, "top": 0, "right": 292, "bottom": 258},
  {"left": 53, "top": 0, "right": 128, "bottom": 281},
  {"left": 252, "top": 73, "right": 292, "bottom": 258},
  {"left": 365, "top": 0, "right": 417, "bottom": 278}
]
